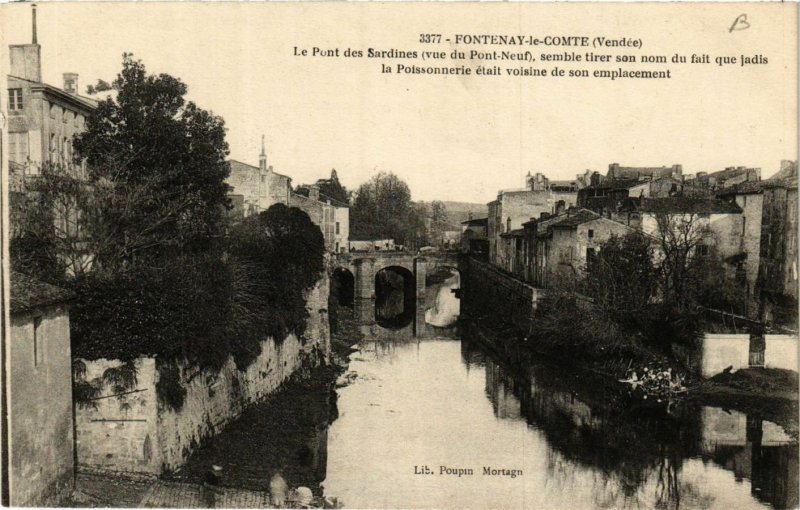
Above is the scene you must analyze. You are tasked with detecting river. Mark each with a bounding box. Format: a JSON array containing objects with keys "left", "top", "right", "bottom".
[{"left": 176, "top": 272, "right": 799, "bottom": 509}]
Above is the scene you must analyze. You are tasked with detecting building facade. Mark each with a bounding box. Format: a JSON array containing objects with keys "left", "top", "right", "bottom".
[
  {"left": 523, "top": 209, "right": 633, "bottom": 287},
  {"left": 7, "top": 272, "right": 74, "bottom": 506},
  {"left": 461, "top": 217, "right": 488, "bottom": 255},
  {"left": 488, "top": 187, "right": 577, "bottom": 269},
  {"left": 6, "top": 10, "right": 96, "bottom": 183},
  {"left": 755, "top": 162, "right": 798, "bottom": 327},
  {"left": 226, "top": 140, "right": 293, "bottom": 219},
  {"left": 333, "top": 204, "right": 350, "bottom": 254}
]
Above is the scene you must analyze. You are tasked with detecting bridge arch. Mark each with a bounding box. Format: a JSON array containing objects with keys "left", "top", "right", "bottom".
[
  {"left": 331, "top": 267, "right": 355, "bottom": 308},
  {"left": 334, "top": 252, "right": 461, "bottom": 300},
  {"left": 374, "top": 266, "right": 416, "bottom": 329}
]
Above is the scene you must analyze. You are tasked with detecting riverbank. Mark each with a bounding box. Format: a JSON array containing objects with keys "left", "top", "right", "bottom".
[
  {"left": 63, "top": 310, "right": 362, "bottom": 508},
  {"left": 461, "top": 318, "right": 798, "bottom": 436},
  {"left": 460, "top": 257, "right": 797, "bottom": 407}
]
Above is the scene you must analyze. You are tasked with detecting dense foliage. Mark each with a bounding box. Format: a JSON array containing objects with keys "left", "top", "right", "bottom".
[
  {"left": 350, "top": 172, "right": 429, "bottom": 247},
  {"left": 317, "top": 169, "right": 349, "bottom": 205},
  {"left": 227, "top": 204, "right": 326, "bottom": 368},
  {"left": 75, "top": 53, "right": 231, "bottom": 259}
]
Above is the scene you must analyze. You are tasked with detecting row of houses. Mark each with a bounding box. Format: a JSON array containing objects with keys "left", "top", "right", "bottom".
[{"left": 464, "top": 161, "right": 798, "bottom": 327}]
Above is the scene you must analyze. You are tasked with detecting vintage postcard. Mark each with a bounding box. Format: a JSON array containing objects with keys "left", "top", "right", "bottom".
[{"left": 1, "top": 1, "right": 798, "bottom": 508}]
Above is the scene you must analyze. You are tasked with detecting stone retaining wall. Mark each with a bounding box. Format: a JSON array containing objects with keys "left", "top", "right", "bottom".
[
  {"left": 461, "top": 257, "right": 543, "bottom": 332},
  {"left": 75, "top": 274, "right": 330, "bottom": 476}
]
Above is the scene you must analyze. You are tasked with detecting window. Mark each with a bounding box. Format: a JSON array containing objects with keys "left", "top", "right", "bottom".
[
  {"left": 33, "top": 316, "right": 43, "bottom": 366},
  {"left": 696, "top": 245, "right": 710, "bottom": 257},
  {"left": 8, "top": 89, "right": 23, "bottom": 111},
  {"left": 506, "top": 217, "right": 511, "bottom": 233},
  {"left": 742, "top": 216, "right": 746, "bottom": 236},
  {"left": 335, "top": 222, "right": 340, "bottom": 235},
  {"left": 588, "top": 229, "right": 594, "bottom": 239},
  {"left": 49, "top": 134, "right": 57, "bottom": 162},
  {"left": 8, "top": 132, "right": 29, "bottom": 164}
]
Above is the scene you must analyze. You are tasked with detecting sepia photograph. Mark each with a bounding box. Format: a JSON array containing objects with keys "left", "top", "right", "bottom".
[{"left": 1, "top": 2, "right": 798, "bottom": 508}]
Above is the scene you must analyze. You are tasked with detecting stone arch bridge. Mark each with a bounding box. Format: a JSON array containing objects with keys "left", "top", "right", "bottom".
[{"left": 333, "top": 251, "right": 460, "bottom": 300}]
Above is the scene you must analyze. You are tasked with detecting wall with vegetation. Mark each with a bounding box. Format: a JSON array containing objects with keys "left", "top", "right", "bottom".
[{"left": 74, "top": 274, "right": 330, "bottom": 476}]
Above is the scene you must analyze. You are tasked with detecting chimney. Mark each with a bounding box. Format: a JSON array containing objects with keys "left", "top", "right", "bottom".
[
  {"left": 63, "top": 73, "right": 79, "bottom": 94},
  {"left": 309, "top": 185, "right": 320, "bottom": 201},
  {"left": 32, "top": 4, "right": 38, "bottom": 44},
  {"left": 673, "top": 164, "right": 683, "bottom": 175},
  {"left": 259, "top": 135, "right": 267, "bottom": 172},
  {"left": 609, "top": 163, "right": 620, "bottom": 178},
  {"left": 9, "top": 6, "right": 42, "bottom": 83}
]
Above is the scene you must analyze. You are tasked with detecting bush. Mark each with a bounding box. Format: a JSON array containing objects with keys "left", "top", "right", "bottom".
[{"left": 227, "top": 204, "right": 325, "bottom": 355}]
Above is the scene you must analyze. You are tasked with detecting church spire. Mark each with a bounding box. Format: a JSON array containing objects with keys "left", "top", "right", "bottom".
[{"left": 259, "top": 135, "right": 267, "bottom": 171}]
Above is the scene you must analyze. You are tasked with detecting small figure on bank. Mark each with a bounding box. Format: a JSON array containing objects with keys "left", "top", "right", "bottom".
[
  {"left": 202, "top": 464, "right": 224, "bottom": 508},
  {"left": 269, "top": 470, "right": 289, "bottom": 507}
]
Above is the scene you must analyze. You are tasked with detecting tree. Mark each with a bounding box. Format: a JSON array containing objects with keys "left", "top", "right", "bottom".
[
  {"left": 586, "top": 232, "right": 657, "bottom": 328},
  {"left": 74, "top": 53, "right": 231, "bottom": 260},
  {"left": 351, "top": 172, "right": 420, "bottom": 244},
  {"left": 227, "top": 204, "right": 325, "bottom": 366},
  {"left": 317, "top": 169, "right": 349, "bottom": 204},
  {"left": 429, "top": 201, "right": 450, "bottom": 246},
  {"left": 648, "top": 212, "right": 741, "bottom": 345},
  {"left": 652, "top": 212, "right": 724, "bottom": 311}
]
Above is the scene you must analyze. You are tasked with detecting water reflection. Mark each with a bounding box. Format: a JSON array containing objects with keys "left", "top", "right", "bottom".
[
  {"left": 461, "top": 339, "right": 799, "bottom": 510},
  {"left": 175, "top": 278, "right": 797, "bottom": 509},
  {"left": 322, "top": 336, "right": 796, "bottom": 509},
  {"left": 170, "top": 374, "right": 338, "bottom": 495}
]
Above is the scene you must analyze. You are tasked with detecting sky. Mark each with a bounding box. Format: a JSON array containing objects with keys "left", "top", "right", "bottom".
[{"left": 1, "top": 2, "right": 796, "bottom": 203}]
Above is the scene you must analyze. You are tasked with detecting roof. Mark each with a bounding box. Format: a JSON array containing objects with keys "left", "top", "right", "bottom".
[
  {"left": 10, "top": 272, "right": 73, "bottom": 314},
  {"left": 717, "top": 176, "right": 798, "bottom": 196},
  {"left": 9, "top": 75, "right": 98, "bottom": 111},
  {"left": 524, "top": 208, "right": 603, "bottom": 235},
  {"left": 609, "top": 166, "right": 680, "bottom": 180},
  {"left": 294, "top": 186, "right": 349, "bottom": 208},
  {"left": 500, "top": 228, "right": 525, "bottom": 238},
  {"left": 461, "top": 217, "right": 489, "bottom": 226},
  {"left": 227, "top": 159, "right": 292, "bottom": 181},
  {"left": 639, "top": 197, "right": 742, "bottom": 214},
  {"left": 549, "top": 209, "right": 602, "bottom": 229},
  {"left": 707, "top": 166, "right": 759, "bottom": 180},
  {"left": 716, "top": 180, "right": 767, "bottom": 196},
  {"left": 585, "top": 178, "right": 645, "bottom": 191}
]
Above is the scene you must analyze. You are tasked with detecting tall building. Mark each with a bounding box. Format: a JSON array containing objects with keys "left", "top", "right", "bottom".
[
  {"left": 6, "top": 5, "right": 96, "bottom": 184},
  {"left": 226, "top": 136, "right": 293, "bottom": 218}
]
